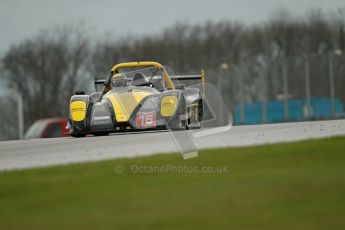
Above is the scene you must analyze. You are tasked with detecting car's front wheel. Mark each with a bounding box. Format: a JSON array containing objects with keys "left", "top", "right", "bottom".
[
  {"left": 70, "top": 124, "right": 86, "bottom": 138},
  {"left": 92, "top": 132, "right": 109, "bottom": 137},
  {"left": 71, "top": 133, "right": 86, "bottom": 138}
]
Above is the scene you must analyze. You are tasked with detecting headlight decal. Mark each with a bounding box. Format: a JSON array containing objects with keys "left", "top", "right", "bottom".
[
  {"left": 160, "top": 96, "right": 178, "bottom": 117},
  {"left": 70, "top": 101, "right": 87, "bottom": 122}
]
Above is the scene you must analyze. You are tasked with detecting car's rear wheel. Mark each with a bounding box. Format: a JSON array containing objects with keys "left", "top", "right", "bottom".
[{"left": 197, "top": 99, "right": 203, "bottom": 122}]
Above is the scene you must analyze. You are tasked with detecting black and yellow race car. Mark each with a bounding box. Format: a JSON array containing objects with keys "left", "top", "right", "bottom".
[{"left": 69, "top": 61, "right": 205, "bottom": 137}]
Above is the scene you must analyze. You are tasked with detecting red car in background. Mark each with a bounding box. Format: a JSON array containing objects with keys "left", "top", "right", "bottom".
[{"left": 25, "top": 118, "right": 69, "bottom": 139}]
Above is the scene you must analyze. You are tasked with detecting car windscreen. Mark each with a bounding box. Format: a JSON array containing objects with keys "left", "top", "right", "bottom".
[{"left": 113, "top": 67, "right": 166, "bottom": 91}]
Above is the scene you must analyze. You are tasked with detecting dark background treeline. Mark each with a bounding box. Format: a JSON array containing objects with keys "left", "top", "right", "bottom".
[{"left": 1, "top": 8, "right": 344, "bottom": 139}]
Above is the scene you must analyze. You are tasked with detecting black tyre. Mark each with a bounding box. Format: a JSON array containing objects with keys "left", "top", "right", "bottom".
[
  {"left": 70, "top": 124, "right": 86, "bottom": 138},
  {"left": 71, "top": 133, "right": 86, "bottom": 138},
  {"left": 198, "top": 99, "right": 203, "bottom": 122},
  {"left": 92, "top": 132, "right": 109, "bottom": 136}
]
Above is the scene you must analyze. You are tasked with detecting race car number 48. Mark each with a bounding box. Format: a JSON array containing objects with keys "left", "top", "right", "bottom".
[{"left": 135, "top": 112, "right": 157, "bottom": 127}]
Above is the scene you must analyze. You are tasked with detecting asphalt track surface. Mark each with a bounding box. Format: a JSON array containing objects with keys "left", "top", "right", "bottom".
[{"left": 0, "top": 119, "right": 344, "bottom": 171}]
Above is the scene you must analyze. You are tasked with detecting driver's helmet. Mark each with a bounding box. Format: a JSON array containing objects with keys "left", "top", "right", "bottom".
[{"left": 111, "top": 73, "right": 128, "bottom": 87}]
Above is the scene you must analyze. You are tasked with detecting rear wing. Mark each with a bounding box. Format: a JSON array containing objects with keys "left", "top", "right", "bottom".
[
  {"left": 94, "top": 78, "right": 106, "bottom": 92},
  {"left": 170, "top": 69, "right": 206, "bottom": 96}
]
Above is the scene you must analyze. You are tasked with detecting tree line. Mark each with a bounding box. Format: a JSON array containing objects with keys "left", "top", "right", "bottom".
[{"left": 0, "top": 8, "right": 344, "bottom": 139}]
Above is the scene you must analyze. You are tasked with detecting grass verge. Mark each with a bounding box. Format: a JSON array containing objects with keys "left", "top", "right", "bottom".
[{"left": 1, "top": 137, "right": 345, "bottom": 229}]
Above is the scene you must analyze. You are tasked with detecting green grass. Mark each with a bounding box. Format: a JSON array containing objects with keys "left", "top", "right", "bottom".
[{"left": 1, "top": 137, "right": 345, "bottom": 230}]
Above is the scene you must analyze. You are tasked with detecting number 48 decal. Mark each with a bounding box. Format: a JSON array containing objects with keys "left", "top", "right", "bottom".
[{"left": 135, "top": 112, "right": 157, "bottom": 127}]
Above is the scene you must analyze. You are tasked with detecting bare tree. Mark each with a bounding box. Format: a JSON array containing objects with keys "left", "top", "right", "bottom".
[
  {"left": 1, "top": 25, "right": 90, "bottom": 132},
  {"left": 2, "top": 7, "right": 343, "bottom": 139}
]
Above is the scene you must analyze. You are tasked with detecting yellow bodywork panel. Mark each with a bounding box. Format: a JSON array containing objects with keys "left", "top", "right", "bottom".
[
  {"left": 70, "top": 101, "right": 87, "bottom": 122},
  {"left": 111, "top": 61, "right": 163, "bottom": 73},
  {"left": 201, "top": 69, "right": 206, "bottom": 97},
  {"left": 161, "top": 96, "right": 178, "bottom": 117},
  {"left": 163, "top": 71, "right": 174, "bottom": 90},
  {"left": 104, "top": 91, "right": 152, "bottom": 122}
]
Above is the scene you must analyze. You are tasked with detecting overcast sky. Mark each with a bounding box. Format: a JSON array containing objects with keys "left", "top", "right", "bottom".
[{"left": 0, "top": 0, "right": 344, "bottom": 56}]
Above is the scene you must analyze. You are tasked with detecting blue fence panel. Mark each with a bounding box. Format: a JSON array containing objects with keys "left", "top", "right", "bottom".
[{"left": 234, "top": 97, "right": 344, "bottom": 125}]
